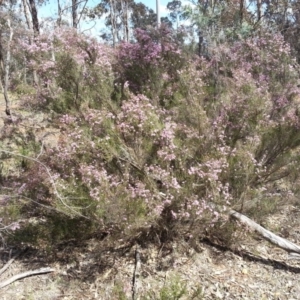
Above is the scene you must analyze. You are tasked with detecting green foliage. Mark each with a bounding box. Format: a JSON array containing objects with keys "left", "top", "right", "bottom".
[
  {"left": 142, "top": 275, "right": 203, "bottom": 300},
  {"left": 0, "top": 197, "right": 22, "bottom": 222},
  {"left": 13, "top": 83, "right": 36, "bottom": 96},
  {"left": 103, "top": 276, "right": 203, "bottom": 300},
  {"left": 111, "top": 281, "right": 130, "bottom": 300},
  {"left": 157, "top": 276, "right": 187, "bottom": 300}
]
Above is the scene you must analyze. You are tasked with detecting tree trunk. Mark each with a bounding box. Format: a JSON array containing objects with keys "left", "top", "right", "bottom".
[
  {"left": 22, "top": 0, "right": 32, "bottom": 30},
  {"left": 57, "top": 0, "right": 62, "bottom": 27},
  {"left": 239, "top": 0, "right": 244, "bottom": 24},
  {"left": 109, "top": 0, "right": 117, "bottom": 47},
  {"left": 122, "top": 0, "right": 129, "bottom": 42},
  {"left": 0, "top": 29, "right": 4, "bottom": 90},
  {"left": 198, "top": 30, "right": 204, "bottom": 57},
  {"left": 23, "top": 0, "right": 38, "bottom": 86},
  {"left": 72, "top": 0, "right": 78, "bottom": 29},
  {"left": 28, "top": 0, "right": 39, "bottom": 36},
  {"left": 257, "top": 0, "right": 261, "bottom": 22},
  {"left": 0, "top": 18, "right": 14, "bottom": 116},
  {"left": 156, "top": 0, "right": 160, "bottom": 27}
]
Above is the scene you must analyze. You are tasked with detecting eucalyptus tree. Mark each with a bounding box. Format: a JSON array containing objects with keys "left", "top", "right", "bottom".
[
  {"left": 28, "top": 0, "right": 40, "bottom": 36},
  {"left": 167, "top": 0, "right": 182, "bottom": 29},
  {"left": 87, "top": 0, "right": 132, "bottom": 46},
  {"left": 182, "top": 0, "right": 227, "bottom": 56},
  {"left": 0, "top": 14, "right": 13, "bottom": 115},
  {"left": 181, "top": 0, "right": 261, "bottom": 56},
  {"left": 130, "top": 2, "right": 156, "bottom": 30},
  {"left": 0, "top": 1, "right": 21, "bottom": 115},
  {"left": 21, "top": 0, "right": 41, "bottom": 85},
  {"left": 251, "top": 0, "right": 300, "bottom": 62},
  {"left": 72, "top": 0, "right": 79, "bottom": 28}
]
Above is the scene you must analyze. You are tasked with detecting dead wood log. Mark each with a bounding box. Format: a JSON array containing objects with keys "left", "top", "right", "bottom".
[
  {"left": 229, "top": 209, "right": 300, "bottom": 255},
  {"left": 0, "top": 267, "right": 55, "bottom": 289}
]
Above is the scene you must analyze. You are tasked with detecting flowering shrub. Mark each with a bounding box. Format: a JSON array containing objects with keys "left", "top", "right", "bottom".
[
  {"left": 3, "top": 27, "right": 300, "bottom": 247},
  {"left": 17, "top": 28, "right": 115, "bottom": 112},
  {"left": 201, "top": 31, "right": 300, "bottom": 213},
  {"left": 116, "top": 25, "right": 186, "bottom": 104}
]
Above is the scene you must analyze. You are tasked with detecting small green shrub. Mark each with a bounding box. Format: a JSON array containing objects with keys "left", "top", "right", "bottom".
[
  {"left": 142, "top": 275, "right": 204, "bottom": 300},
  {"left": 157, "top": 276, "right": 187, "bottom": 300}
]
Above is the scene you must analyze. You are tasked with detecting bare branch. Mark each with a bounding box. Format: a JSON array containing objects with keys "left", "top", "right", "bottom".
[
  {"left": 0, "top": 250, "right": 22, "bottom": 277},
  {"left": 0, "top": 267, "right": 55, "bottom": 289},
  {"left": 77, "top": 0, "right": 89, "bottom": 28},
  {"left": 230, "top": 209, "right": 300, "bottom": 254}
]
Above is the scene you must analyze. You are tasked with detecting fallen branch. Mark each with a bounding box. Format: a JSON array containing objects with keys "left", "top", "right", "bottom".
[
  {"left": 287, "top": 252, "right": 300, "bottom": 260},
  {"left": 229, "top": 209, "right": 300, "bottom": 255},
  {"left": 0, "top": 250, "right": 22, "bottom": 276},
  {"left": 0, "top": 267, "right": 55, "bottom": 289}
]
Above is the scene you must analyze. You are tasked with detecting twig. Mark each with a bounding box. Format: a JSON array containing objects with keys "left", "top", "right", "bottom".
[
  {"left": 0, "top": 250, "right": 22, "bottom": 276},
  {"left": 287, "top": 252, "right": 300, "bottom": 260},
  {"left": 36, "top": 140, "right": 44, "bottom": 159},
  {"left": 132, "top": 245, "right": 141, "bottom": 300},
  {"left": 0, "top": 267, "right": 55, "bottom": 289}
]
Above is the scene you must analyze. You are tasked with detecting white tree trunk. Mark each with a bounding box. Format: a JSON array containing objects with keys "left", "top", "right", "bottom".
[
  {"left": 22, "top": 0, "right": 33, "bottom": 30},
  {"left": 2, "top": 18, "right": 14, "bottom": 116},
  {"left": 23, "top": 0, "right": 39, "bottom": 86},
  {"left": 109, "top": 0, "right": 117, "bottom": 47}
]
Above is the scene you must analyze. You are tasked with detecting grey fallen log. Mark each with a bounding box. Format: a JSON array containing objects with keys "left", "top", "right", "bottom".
[{"left": 230, "top": 209, "right": 300, "bottom": 254}]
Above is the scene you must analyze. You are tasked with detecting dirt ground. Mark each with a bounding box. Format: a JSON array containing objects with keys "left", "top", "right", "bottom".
[{"left": 0, "top": 204, "right": 299, "bottom": 300}]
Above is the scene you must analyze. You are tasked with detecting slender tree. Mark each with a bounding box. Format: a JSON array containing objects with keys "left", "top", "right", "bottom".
[
  {"left": 0, "top": 17, "right": 13, "bottom": 116},
  {"left": 22, "top": 0, "right": 32, "bottom": 30},
  {"left": 257, "top": 0, "right": 261, "bottom": 22},
  {"left": 57, "top": 0, "right": 62, "bottom": 27},
  {"left": 121, "top": 0, "right": 129, "bottom": 41},
  {"left": 156, "top": 0, "right": 160, "bottom": 27},
  {"left": 22, "top": 0, "right": 39, "bottom": 85},
  {"left": 167, "top": 0, "right": 182, "bottom": 29},
  {"left": 28, "top": 0, "right": 39, "bottom": 36},
  {"left": 109, "top": 0, "right": 117, "bottom": 46},
  {"left": 88, "top": 0, "right": 139, "bottom": 45},
  {"left": 72, "top": 0, "right": 79, "bottom": 28},
  {"left": 239, "top": 0, "right": 244, "bottom": 24}
]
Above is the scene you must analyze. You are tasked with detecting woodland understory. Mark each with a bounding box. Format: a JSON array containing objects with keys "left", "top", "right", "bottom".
[{"left": 1, "top": 0, "right": 300, "bottom": 298}]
